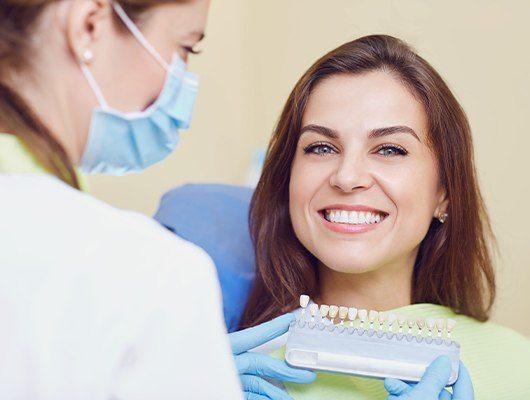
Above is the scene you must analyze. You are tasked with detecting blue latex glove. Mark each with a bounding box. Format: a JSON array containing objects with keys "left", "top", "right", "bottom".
[
  {"left": 229, "top": 313, "right": 316, "bottom": 400},
  {"left": 384, "top": 356, "right": 474, "bottom": 400}
]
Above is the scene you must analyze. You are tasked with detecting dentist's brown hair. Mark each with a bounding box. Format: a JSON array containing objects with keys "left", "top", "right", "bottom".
[
  {"left": 0, "top": 0, "right": 186, "bottom": 188},
  {"left": 240, "top": 34, "right": 496, "bottom": 328}
]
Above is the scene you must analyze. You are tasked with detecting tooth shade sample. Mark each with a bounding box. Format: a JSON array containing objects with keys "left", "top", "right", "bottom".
[
  {"left": 426, "top": 318, "right": 436, "bottom": 335},
  {"left": 446, "top": 319, "right": 457, "bottom": 332},
  {"left": 309, "top": 303, "right": 319, "bottom": 317},
  {"left": 347, "top": 307, "right": 358, "bottom": 321},
  {"left": 357, "top": 309, "right": 368, "bottom": 323},
  {"left": 436, "top": 319, "right": 446, "bottom": 336},
  {"left": 319, "top": 304, "right": 330, "bottom": 318},
  {"left": 300, "top": 295, "right": 310, "bottom": 308},
  {"left": 329, "top": 305, "right": 339, "bottom": 319},
  {"left": 377, "top": 312, "right": 388, "bottom": 329},
  {"left": 339, "top": 306, "right": 348, "bottom": 320},
  {"left": 368, "top": 310, "right": 379, "bottom": 322}
]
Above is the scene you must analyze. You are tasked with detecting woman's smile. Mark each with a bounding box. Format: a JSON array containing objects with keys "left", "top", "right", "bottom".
[{"left": 318, "top": 205, "right": 389, "bottom": 234}]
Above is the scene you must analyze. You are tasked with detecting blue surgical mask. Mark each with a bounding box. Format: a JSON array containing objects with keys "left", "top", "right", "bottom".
[{"left": 79, "top": 2, "right": 199, "bottom": 175}]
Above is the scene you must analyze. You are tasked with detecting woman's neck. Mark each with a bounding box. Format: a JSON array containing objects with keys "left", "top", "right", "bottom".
[{"left": 316, "top": 258, "right": 415, "bottom": 312}]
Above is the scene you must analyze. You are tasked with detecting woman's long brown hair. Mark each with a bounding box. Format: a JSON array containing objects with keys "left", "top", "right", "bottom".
[
  {"left": 240, "top": 34, "right": 496, "bottom": 328},
  {"left": 0, "top": 0, "right": 185, "bottom": 188}
]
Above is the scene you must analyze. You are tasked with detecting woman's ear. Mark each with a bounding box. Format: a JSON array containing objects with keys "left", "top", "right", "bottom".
[
  {"left": 63, "top": 0, "right": 113, "bottom": 63},
  {"left": 434, "top": 188, "right": 449, "bottom": 219}
]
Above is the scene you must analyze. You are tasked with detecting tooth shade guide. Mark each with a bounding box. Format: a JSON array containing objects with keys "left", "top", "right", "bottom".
[
  {"left": 319, "top": 304, "right": 330, "bottom": 319},
  {"left": 299, "top": 294, "right": 310, "bottom": 318},
  {"left": 294, "top": 295, "right": 452, "bottom": 340},
  {"left": 397, "top": 315, "right": 406, "bottom": 334},
  {"left": 368, "top": 310, "right": 379, "bottom": 330},
  {"left": 347, "top": 307, "right": 358, "bottom": 327},
  {"left": 436, "top": 319, "right": 446, "bottom": 338},
  {"left": 377, "top": 312, "right": 388, "bottom": 331},
  {"left": 417, "top": 318, "right": 426, "bottom": 336},
  {"left": 338, "top": 306, "right": 348, "bottom": 325},
  {"left": 328, "top": 305, "right": 339, "bottom": 324},
  {"left": 357, "top": 309, "right": 368, "bottom": 329},
  {"left": 426, "top": 318, "right": 436, "bottom": 336},
  {"left": 309, "top": 303, "right": 319, "bottom": 322},
  {"left": 446, "top": 319, "right": 457, "bottom": 339},
  {"left": 387, "top": 314, "right": 397, "bottom": 332}
]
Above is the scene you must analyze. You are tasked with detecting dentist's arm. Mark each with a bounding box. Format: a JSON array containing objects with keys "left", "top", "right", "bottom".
[{"left": 384, "top": 356, "right": 474, "bottom": 400}]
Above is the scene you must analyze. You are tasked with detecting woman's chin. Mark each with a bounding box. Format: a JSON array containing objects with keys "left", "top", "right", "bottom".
[{"left": 317, "top": 255, "right": 383, "bottom": 275}]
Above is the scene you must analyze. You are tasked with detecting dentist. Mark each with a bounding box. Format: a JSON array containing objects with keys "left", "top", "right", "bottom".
[{"left": 0, "top": 0, "right": 242, "bottom": 398}]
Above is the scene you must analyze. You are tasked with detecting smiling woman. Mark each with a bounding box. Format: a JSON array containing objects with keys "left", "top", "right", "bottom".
[{"left": 240, "top": 34, "right": 530, "bottom": 399}]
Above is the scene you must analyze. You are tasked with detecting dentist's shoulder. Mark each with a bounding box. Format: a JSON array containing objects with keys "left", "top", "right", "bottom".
[{"left": 0, "top": 173, "right": 242, "bottom": 399}]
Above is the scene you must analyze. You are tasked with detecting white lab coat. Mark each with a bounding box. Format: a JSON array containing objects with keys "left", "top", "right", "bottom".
[{"left": 0, "top": 174, "right": 243, "bottom": 400}]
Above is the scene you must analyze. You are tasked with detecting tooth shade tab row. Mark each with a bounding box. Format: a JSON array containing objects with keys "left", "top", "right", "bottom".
[
  {"left": 325, "top": 210, "right": 385, "bottom": 225},
  {"left": 297, "top": 294, "right": 457, "bottom": 340}
]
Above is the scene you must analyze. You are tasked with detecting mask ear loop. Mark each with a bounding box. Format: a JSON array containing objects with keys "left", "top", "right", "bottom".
[
  {"left": 111, "top": 1, "right": 170, "bottom": 72},
  {"left": 80, "top": 63, "right": 110, "bottom": 110}
]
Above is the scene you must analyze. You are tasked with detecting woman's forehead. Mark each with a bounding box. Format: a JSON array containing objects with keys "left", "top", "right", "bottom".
[{"left": 302, "top": 71, "right": 428, "bottom": 142}]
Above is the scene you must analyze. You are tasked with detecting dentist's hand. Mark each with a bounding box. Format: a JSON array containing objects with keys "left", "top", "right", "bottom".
[
  {"left": 384, "top": 356, "right": 474, "bottom": 400},
  {"left": 229, "top": 313, "right": 316, "bottom": 400}
]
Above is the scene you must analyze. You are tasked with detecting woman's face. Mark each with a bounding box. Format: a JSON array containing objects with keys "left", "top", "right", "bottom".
[{"left": 289, "top": 71, "right": 446, "bottom": 276}]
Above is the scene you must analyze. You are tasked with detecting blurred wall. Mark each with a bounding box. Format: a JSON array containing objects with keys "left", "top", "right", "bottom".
[{"left": 88, "top": 0, "right": 530, "bottom": 335}]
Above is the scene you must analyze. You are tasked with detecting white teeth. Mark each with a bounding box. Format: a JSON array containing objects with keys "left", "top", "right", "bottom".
[
  {"left": 358, "top": 309, "right": 368, "bottom": 328},
  {"left": 406, "top": 317, "right": 416, "bottom": 334},
  {"left": 436, "top": 319, "right": 446, "bottom": 337},
  {"left": 300, "top": 295, "right": 310, "bottom": 309},
  {"left": 426, "top": 318, "right": 436, "bottom": 336},
  {"left": 329, "top": 305, "right": 339, "bottom": 322},
  {"left": 397, "top": 315, "right": 406, "bottom": 333},
  {"left": 446, "top": 319, "right": 457, "bottom": 339},
  {"left": 325, "top": 209, "right": 386, "bottom": 225},
  {"left": 338, "top": 306, "right": 348, "bottom": 324},
  {"left": 387, "top": 314, "right": 397, "bottom": 331},
  {"left": 296, "top": 295, "right": 456, "bottom": 340},
  {"left": 377, "top": 312, "right": 388, "bottom": 327},
  {"left": 358, "top": 212, "right": 366, "bottom": 224},
  {"left": 348, "top": 307, "right": 358, "bottom": 325},
  {"left": 368, "top": 310, "right": 379, "bottom": 329},
  {"left": 309, "top": 303, "right": 319, "bottom": 318},
  {"left": 319, "top": 304, "right": 330, "bottom": 319}
]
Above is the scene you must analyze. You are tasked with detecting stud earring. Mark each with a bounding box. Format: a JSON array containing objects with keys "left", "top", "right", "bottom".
[
  {"left": 437, "top": 212, "right": 448, "bottom": 223},
  {"left": 81, "top": 48, "right": 94, "bottom": 64}
]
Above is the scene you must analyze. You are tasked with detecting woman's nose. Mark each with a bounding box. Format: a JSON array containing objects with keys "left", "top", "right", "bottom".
[{"left": 329, "top": 155, "right": 374, "bottom": 193}]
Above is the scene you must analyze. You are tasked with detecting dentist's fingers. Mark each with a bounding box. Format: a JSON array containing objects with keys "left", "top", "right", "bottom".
[
  {"left": 452, "top": 362, "right": 474, "bottom": 400},
  {"left": 230, "top": 314, "right": 294, "bottom": 355},
  {"left": 236, "top": 352, "right": 316, "bottom": 383},
  {"left": 244, "top": 392, "right": 271, "bottom": 400},
  {"left": 384, "top": 378, "right": 412, "bottom": 397},
  {"left": 413, "top": 356, "right": 452, "bottom": 397},
  {"left": 240, "top": 374, "right": 294, "bottom": 400}
]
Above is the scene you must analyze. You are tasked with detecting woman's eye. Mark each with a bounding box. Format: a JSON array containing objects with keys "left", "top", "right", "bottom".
[
  {"left": 376, "top": 144, "right": 408, "bottom": 157},
  {"left": 183, "top": 46, "right": 202, "bottom": 55},
  {"left": 303, "top": 143, "right": 337, "bottom": 156}
]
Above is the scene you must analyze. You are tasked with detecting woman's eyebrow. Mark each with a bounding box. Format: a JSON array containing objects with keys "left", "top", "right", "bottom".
[
  {"left": 300, "top": 124, "right": 339, "bottom": 139},
  {"left": 368, "top": 126, "right": 421, "bottom": 142}
]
